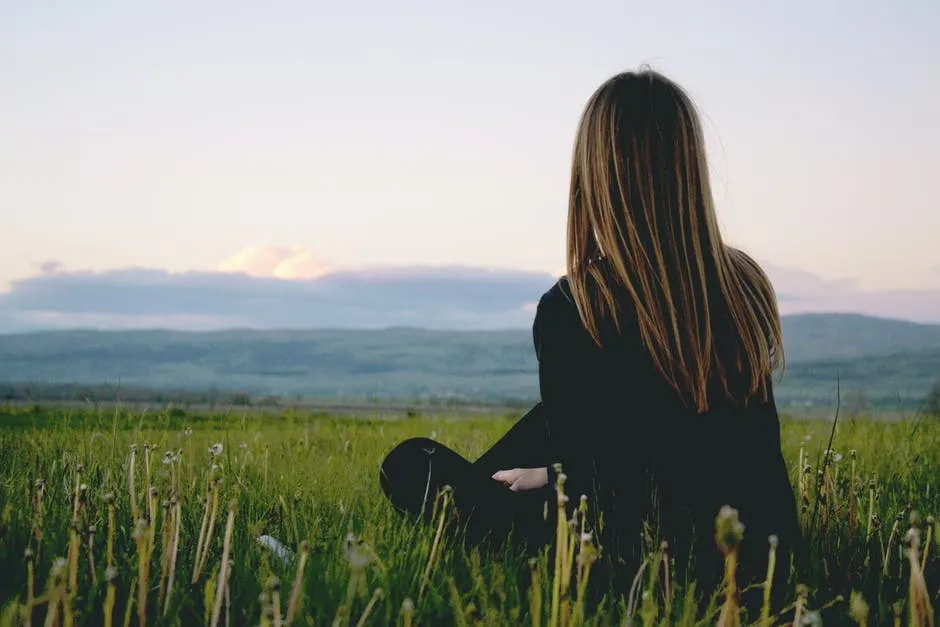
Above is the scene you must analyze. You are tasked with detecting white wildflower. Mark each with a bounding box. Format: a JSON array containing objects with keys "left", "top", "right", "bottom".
[{"left": 257, "top": 535, "right": 294, "bottom": 564}]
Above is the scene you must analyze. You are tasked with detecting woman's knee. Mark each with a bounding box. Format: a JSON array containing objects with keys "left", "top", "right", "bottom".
[
  {"left": 379, "top": 438, "right": 441, "bottom": 502},
  {"left": 381, "top": 437, "right": 439, "bottom": 471}
]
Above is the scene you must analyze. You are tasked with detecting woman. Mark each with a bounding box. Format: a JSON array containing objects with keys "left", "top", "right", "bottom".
[{"left": 379, "top": 68, "right": 801, "bottom": 610}]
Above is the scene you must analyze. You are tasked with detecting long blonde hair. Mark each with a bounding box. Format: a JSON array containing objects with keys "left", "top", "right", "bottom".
[{"left": 566, "top": 68, "right": 784, "bottom": 412}]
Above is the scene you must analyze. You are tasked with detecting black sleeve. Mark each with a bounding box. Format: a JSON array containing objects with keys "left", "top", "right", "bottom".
[
  {"left": 471, "top": 403, "right": 554, "bottom": 476},
  {"left": 533, "top": 287, "right": 608, "bottom": 514}
]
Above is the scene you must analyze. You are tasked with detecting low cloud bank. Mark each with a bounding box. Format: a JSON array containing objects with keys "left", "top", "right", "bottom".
[{"left": 1, "top": 260, "right": 938, "bottom": 332}]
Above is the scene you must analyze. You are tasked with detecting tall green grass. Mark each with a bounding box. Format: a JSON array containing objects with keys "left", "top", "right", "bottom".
[{"left": 0, "top": 406, "right": 936, "bottom": 625}]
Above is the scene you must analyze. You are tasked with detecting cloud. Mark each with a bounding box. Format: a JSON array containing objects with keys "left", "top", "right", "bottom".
[
  {"left": 218, "top": 244, "right": 330, "bottom": 280},
  {"left": 36, "top": 260, "right": 65, "bottom": 275},
  {"left": 761, "top": 263, "right": 940, "bottom": 323},
  {"left": 0, "top": 265, "right": 557, "bottom": 332},
  {"left": 0, "top": 258, "right": 938, "bottom": 333}
]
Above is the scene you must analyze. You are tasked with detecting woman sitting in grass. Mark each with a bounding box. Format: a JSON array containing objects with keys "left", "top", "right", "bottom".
[{"left": 379, "top": 67, "right": 801, "bottom": 611}]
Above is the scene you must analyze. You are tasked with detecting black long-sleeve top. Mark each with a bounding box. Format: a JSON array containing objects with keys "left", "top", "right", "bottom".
[{"left": 532, "top": 277, "right": 801, "bottom": 599}]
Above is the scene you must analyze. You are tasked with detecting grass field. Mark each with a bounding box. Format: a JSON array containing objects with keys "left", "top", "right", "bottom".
[{"left": 0, "top": 406, "right": 937, "bottom": 626}]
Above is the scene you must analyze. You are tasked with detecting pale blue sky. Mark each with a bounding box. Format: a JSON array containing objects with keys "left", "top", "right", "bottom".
[{"left": 1, "top": 0, "right": 938, "bottom": 292}]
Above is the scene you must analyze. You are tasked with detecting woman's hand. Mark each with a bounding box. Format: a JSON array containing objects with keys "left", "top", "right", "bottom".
[{"left": 491, "top": 467, "right": 549, "bottom": 492}]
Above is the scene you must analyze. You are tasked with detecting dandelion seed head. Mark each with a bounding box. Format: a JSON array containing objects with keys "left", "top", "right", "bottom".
[
  {"left": 51, "top": 557, "right": 67, "bottom": 578},
  {"left": 715, "top": 505, "right": 745, "bottom": 552},
  {"left": 106, "top": 566, "right": 119, "bottom": 583},
  {"left": 23, "top": 548, "right": 34, "bottom": 560},
  {"left": 131, "top": 518, "right": 148, "bottom": 540},
  {"left": 768, "top": 534, "right": 779, "bottom": 549},
  {"left": 402, "top": 598, "right": 415, "bottom": 613},
  {"left": 849, "top": 591, "right": 869, "bottom": 622}
]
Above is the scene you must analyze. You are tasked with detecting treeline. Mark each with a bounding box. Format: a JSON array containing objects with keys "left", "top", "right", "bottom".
[
  {"left": 0, "top": 381, "right": 268, "bottom": 407},
  {"left": 0, "top": 381, "right": 535, "bottom": 411}
]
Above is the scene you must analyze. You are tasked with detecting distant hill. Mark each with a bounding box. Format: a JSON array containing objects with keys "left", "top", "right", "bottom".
[
  {"left": 780, "top": 313, "right": 940, "bottom": 361},
  {"left": 1, "top": 313, "right": 939, "bottom": 410}
]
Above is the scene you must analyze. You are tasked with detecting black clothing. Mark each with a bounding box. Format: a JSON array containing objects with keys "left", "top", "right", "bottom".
[{"left": 379, "top": 278, "right": 801, "bottom": 610}]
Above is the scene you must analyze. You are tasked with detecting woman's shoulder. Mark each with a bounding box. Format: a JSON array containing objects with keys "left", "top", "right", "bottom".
[
  {"left": 532, "top": 277, "right": 582, "bottom": 354},
  {"left": 538, "top": 276, "right": 575, "bottom": 310},
  {"left": 535, "top": 276, "right": 589, "bottom": 330},
  {"left": 534, "top": 276, "right": 637, "bottom": 347}
]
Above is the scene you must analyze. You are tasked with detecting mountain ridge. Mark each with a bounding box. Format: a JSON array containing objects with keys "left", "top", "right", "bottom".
[{"left": 1, "top": 312, "right": 939, "bottom": 410}]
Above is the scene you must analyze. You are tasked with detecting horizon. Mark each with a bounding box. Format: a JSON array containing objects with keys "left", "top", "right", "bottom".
[
  {"left": 3, "top": 309, "right": 939, "bottom": 337},
  {"left": 2, "top": 1, "right": 939, "bottom": 329}
]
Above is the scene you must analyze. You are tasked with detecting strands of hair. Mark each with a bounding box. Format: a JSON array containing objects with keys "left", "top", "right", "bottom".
[{"left": 565, "top": 68, "right": 784, "bottom": 413}]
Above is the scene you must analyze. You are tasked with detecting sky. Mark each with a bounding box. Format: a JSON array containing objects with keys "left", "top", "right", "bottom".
[{"left": 1, "top": 0, "right": 939, "bottom": 329}]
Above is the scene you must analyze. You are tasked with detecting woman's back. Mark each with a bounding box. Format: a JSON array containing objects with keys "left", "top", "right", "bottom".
[{"left": 534, "top": 270, "right": 799, "bottom": 604}]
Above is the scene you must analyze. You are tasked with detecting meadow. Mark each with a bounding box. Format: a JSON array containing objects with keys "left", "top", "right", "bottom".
[{"left": 0, "top": 406, "right": 937, "bottom": 626}]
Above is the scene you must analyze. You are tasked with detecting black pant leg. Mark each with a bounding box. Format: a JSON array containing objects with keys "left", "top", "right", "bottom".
[{"left": 380, "top": 437, "right": 554, "bottom": 550}]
